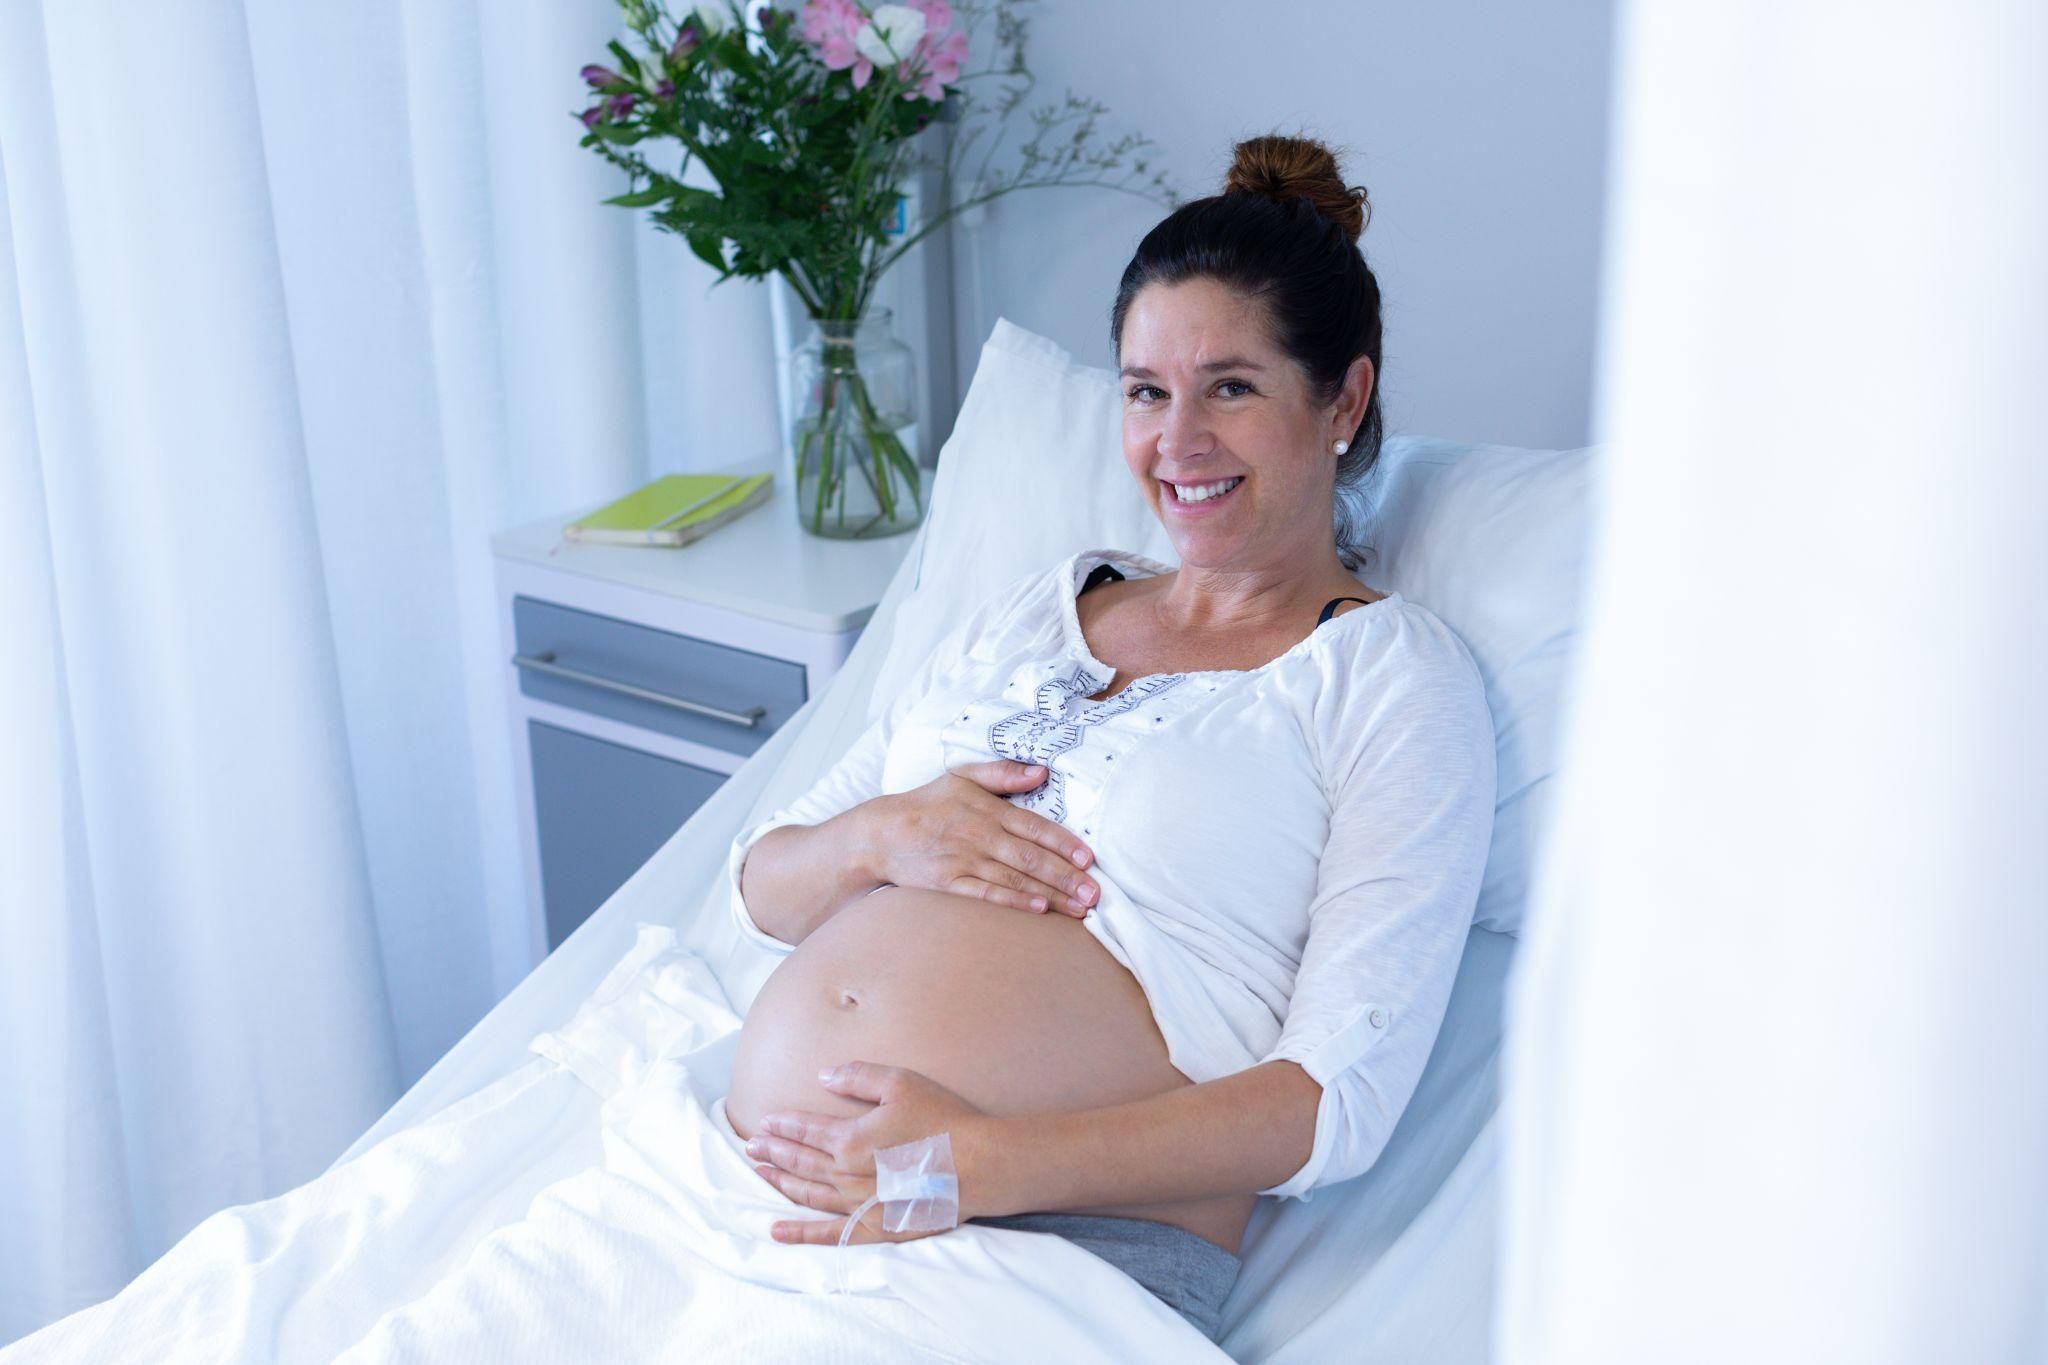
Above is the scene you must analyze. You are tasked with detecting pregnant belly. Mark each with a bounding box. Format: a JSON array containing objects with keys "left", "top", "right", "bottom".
[{"left": 724, "top": 886, "right": 1256, "bottom": 1253}]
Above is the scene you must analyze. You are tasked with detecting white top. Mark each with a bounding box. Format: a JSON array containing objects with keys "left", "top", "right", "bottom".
[{"left": 726, "top": 548, "right": 1497, "bottom": 1200}]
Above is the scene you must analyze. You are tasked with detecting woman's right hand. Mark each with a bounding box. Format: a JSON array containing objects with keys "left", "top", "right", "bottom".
[{"left": 862, "top": 760, "right": 1100, "bottom": 917}]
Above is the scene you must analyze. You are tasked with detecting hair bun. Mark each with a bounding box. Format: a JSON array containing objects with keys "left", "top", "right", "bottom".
[{"left": 1222, "top": 134, "right": 1371, "bottom": 243}]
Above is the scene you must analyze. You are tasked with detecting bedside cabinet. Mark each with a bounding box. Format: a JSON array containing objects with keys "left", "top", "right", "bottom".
[{"left": 490, "top": 461, "right": 919, "bottom": 966}]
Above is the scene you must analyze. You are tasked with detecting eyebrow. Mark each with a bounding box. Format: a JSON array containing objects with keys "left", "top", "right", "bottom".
[{"left": 1118, "top": 358, "right": 1269, "bottom": 379}]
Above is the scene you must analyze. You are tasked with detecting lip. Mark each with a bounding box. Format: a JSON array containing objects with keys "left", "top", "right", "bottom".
[{"left": 1159, "top": 475, "right": 1245, "bottom": 515}]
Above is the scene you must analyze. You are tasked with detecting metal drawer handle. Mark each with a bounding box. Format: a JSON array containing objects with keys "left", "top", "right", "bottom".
[{"left": 512, "top": 650, "right": 767, "bottom": 729}]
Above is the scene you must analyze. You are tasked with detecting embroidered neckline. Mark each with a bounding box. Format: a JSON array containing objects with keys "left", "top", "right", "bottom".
[
  {"left": 986, "top": 661, "right": 1186, "bottom": 822},
  {"left": 1055, "top": 548, "right": 1405, "bottom": 700}
]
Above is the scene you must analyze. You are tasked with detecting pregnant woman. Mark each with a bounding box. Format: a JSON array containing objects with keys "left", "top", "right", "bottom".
[{"left": 723, "top": 134, "right": 1497, "bottom": 1343}]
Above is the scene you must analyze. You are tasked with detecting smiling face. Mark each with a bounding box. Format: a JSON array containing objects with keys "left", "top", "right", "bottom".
[{"left": 1118, "top": 277, "right": 1371, "bottom": 573}]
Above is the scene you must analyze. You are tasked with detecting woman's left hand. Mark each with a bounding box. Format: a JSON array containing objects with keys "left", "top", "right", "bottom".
[{"left": 746, "top": 1062, "right": 992, "bottom": 1246}]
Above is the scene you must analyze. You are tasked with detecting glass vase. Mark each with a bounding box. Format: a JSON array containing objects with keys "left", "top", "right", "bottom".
[{"left": 785, "top": 309, "right": 926, "bottom": 539}]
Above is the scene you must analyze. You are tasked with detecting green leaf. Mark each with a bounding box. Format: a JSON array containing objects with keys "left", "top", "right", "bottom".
[
  {"left": 684, "top": 228, "right": 728, "bottom": 274},
  {"left": 607, "top": 40, "right": 642, "bottom": 80},
  {"left": 720, "top": 35, "right": 754, "bottom": 74},
  {"left": 669, "top": 185, "right": 723, "bottom": 216},
  {"left": 603, "top": 185, "right": 671, "bottom": 208}
]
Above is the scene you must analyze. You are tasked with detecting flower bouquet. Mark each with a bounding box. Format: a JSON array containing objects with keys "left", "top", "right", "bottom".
[{"left": 576, "top": 0, "right": 1178, "bottom": 537}]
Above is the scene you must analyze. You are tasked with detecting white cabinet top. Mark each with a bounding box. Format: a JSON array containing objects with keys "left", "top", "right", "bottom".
[{"left": 491, "top": 458, "right": 922, "bottom": 635}]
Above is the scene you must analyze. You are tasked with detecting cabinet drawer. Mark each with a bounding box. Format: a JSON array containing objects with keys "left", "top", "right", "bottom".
[
  {"left": 512, "top": 596, "right": 808, "bottom": 758},
  {"left": 528, "top": 721, "right": 726, "bottom": 948}
]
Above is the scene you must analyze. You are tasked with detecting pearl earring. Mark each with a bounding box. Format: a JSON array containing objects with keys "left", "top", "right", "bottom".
[{"left": 1333, "top": 440, "right": 1349, "bottom": 456}]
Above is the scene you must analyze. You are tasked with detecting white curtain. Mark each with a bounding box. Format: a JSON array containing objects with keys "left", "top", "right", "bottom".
[
  {"left": 0, "top": 0, "right": 778, "bottom": 1341},
  {"left": 1500, "top": 3, "right": 2047, "bottom": 1362}
]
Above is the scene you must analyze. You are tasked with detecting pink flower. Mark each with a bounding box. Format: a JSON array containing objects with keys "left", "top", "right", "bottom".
[
  {"left": 904, "top": 27, "right": 966, "bottom": 101},
  {"left": 892, "top": 0, "right": 962, "bottom": 101},
  {"left": 800, "top": 0, "right": 961, "bottom": 100},
  {"left": 800, "top": 0, "right": 869, "bottom": 82}
]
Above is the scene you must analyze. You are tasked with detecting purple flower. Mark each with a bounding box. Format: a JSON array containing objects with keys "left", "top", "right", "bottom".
[
  {"left": 581, "top": 104, "right": 606, "bottom": 127},
  {"left": 655, "top": 78, "right": 675, "bottom": 98},
  {"left": 670, "top": 23, "right": 700, "bottom": 61},
  {"left": 581, "top": 63, "right": 623, "bottom": 88},
  {"left": 605, "top": 92, "right": 637, "bottom": 119}
]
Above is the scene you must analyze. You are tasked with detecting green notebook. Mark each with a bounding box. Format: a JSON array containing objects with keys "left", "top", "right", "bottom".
[{"left": 563, "top": 473, "right": 773, "bottom": 547}]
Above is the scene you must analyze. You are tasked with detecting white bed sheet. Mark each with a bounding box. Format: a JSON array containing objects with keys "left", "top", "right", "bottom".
[{"left": 13, "top": 924, "right": 1235, "bottom": 1364}]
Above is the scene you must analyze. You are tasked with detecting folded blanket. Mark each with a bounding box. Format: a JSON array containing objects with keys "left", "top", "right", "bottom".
[{"left": 5, "top": 927, "right": 1227, "bottom": 1364}]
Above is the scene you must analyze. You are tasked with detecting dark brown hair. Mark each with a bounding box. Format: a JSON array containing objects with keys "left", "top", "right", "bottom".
[{"left": 1111, "top": 134, "right": 1384, "bottom": 569}]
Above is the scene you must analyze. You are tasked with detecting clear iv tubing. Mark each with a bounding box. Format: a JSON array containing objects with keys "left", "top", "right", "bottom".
[
  {"left": 830, "top": 1136, "right": 960, "bottom": 1299},
  {"left": 833, "top": 1193, "right": 884, "bottom": 1298}
]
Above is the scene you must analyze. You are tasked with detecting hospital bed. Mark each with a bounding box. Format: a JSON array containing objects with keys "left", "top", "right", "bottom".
[{"left": 13, "top": 319, "right": 1592, "bottom": 1363}]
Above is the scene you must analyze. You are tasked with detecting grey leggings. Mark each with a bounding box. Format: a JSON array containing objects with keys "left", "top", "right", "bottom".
[{"left": 969, "top": 1211, "right": 1241, "bottom": 1342}]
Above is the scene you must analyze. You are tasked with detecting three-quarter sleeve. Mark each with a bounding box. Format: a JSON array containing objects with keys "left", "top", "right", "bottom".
[
  {"left": 1255, "top": 634, "right": 1498, "bottom": 1200},
  {"left": 725, "top": 702, "right": 899, "bottom": 952},
  {"left": 726, "top": 577, "right": 1028, "bottom": 951}
]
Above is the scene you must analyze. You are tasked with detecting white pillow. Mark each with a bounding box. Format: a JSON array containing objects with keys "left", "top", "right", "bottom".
[
  {"left": 1347, "top": 437, "right": 1595, "bottom": 935},
  {"left": 875, "top": 318, "right": 1594, "bottom": 936}
]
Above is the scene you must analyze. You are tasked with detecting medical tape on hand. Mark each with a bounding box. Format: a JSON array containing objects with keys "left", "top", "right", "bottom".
[
  {"left": 832, "top": 1132, "right": 959, "bottom": 1295},
  {"left": 876, "top": 1132, "right": 960, "bottom": 1233}
]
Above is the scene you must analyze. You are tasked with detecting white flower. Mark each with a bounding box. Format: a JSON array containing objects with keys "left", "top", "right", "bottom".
[
  {"left": 693, "top": 3, "right": 732, "bottom": 36},
  {"left": 854, "top": 4, "right": 927, "bottom": 68}
]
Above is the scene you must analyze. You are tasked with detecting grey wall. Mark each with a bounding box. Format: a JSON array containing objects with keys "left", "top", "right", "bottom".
[{"left": 939, "top": 0, "right": 1615, "bottom": 453}]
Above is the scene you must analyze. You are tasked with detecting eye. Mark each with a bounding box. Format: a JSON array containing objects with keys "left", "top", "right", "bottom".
[
  {"left": 1126, "top": 384, "right": 1163, "bottom": 403},
  {"left": 1217, "top": 379, "right": 1254, "bottom": 397}
]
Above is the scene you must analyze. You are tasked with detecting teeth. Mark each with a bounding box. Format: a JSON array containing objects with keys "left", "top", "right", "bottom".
[{"left": 1171, "top": 476, "right": 1243, "bottom": 504}]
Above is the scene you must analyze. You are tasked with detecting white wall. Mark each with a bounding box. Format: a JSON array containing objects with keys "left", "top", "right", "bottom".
[{"left": 943, "top": 0, "right": 1615, "bottom": 453}]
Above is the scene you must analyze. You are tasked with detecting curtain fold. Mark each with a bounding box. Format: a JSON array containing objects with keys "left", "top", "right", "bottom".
[
  {"left": 1499, "top": 3, "right": 2048, "bottom": 1361},
  {"left": 0, "top": 0, "right": 780, "bottom": 1341}
]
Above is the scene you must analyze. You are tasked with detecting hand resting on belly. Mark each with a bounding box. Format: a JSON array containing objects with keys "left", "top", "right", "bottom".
[
  {"left": 727, "top": 761, "right": 1258, "bottom": 1252},
  {"left": 737, "top": 758, "right": 1104, "bottom": 947}
]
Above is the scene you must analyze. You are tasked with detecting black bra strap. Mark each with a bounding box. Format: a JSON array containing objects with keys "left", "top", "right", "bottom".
[
  {"left": 1080, "top": 562, "right": 1126, "bottom": 595},
  {"left": 1317, "top": 595, "right": 1375, "bottom": 626},
  {"left": 1087, "top": 561, "right": 1366, "bottom": 627}
]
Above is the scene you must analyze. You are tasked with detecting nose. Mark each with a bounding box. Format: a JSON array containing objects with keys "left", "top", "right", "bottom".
[{"left": 1155, "top": 396, "right": 1213, "bottom": 463}]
